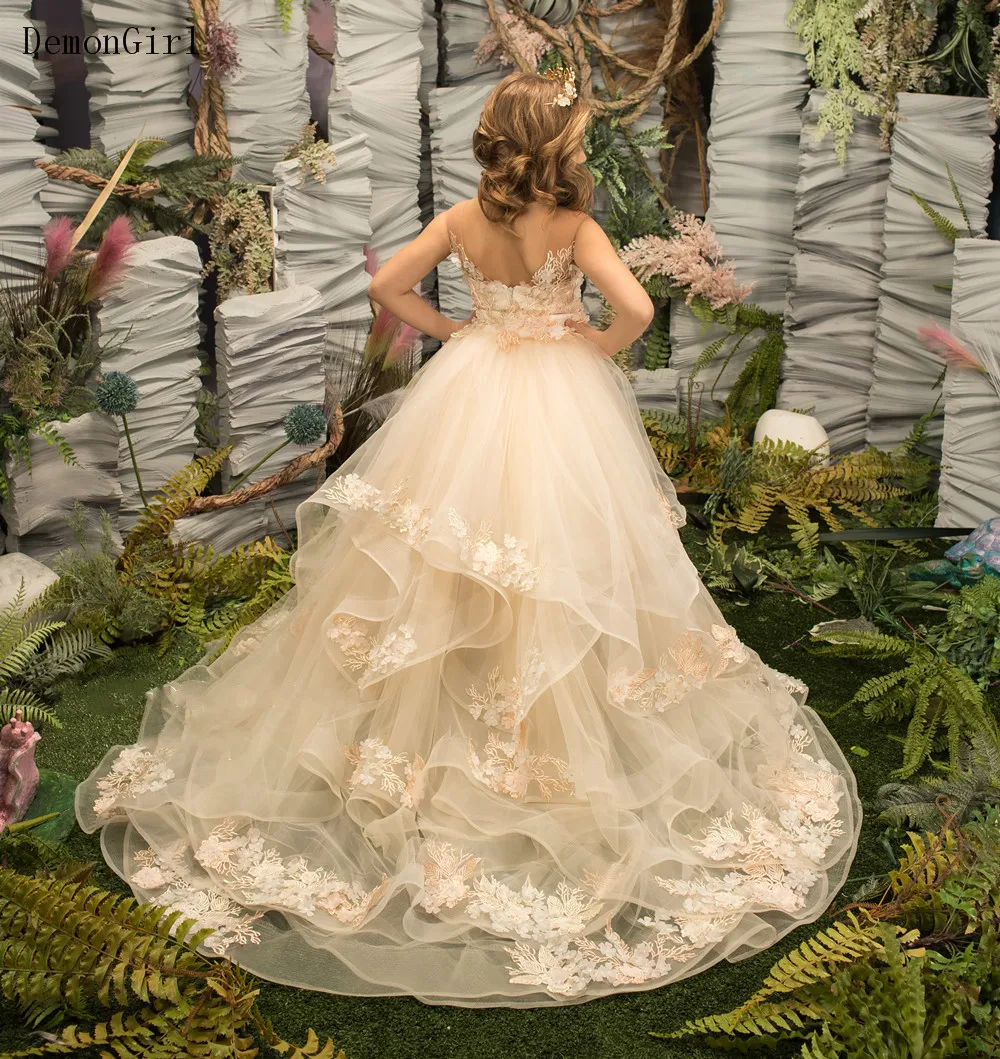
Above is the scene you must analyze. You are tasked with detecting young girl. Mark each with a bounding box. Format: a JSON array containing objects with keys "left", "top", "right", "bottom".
[{"left": 77, "top": 71, "right": 861, "bottom": 1009}]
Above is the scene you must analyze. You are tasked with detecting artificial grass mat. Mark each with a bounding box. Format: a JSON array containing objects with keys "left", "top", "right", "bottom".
[{"left": 0, "top": 529, "right": 903, "bottom": 1059}]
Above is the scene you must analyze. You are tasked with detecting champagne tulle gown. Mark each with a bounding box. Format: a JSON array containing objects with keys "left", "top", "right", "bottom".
[{"left": 75, "top": 221, "right": 863, "bottom": 1008}]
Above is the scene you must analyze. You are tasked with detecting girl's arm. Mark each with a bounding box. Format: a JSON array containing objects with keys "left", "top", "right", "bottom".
[
  {"left": 367, "top": 210, "right": 468, "bottom": 343},
  {"left": 568, "top": 216, "right": 655, "bottom": 357}
]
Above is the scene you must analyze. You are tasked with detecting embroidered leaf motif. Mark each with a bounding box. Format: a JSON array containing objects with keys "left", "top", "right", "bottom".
[
  {"left": 93, "top": 746, "right": 176, "bottom": 816},
  {"left": 327, "top": 615, "right": 417, "bottom": 682},
  {"left": 420, "top": 840, "right": 483, "bottom": 914},
  {"left": 448, "top": 509, "right": 543, "bottom": 591},
  {"left": 465, "top": 645, "right": 546, "bottom": 729},
  {"left": 467, "top": 729, "right": 574, "bottom": 800}
]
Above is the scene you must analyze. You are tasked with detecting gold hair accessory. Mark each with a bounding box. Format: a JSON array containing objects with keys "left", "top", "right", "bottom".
[{"left": 543, "top": 66, "right": 577, "bottom": 107}]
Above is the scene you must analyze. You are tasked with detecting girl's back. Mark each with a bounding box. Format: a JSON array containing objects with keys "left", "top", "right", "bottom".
[{"left": 445, "top": 198, "right": 586, "bottom": 288}]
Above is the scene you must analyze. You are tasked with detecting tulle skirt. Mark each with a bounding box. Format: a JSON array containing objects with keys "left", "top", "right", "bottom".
[{"left": 75, "top": 327, "right": 862, "bottom": 1007}]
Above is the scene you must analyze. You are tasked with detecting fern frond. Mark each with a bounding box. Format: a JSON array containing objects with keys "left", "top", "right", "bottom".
[
  {"left": 125, "top": 446, "right": 231, "bottom": 548},
  {"left": 0, "top": 689, "right": 62, "bottom": 728},
  {"left": 909, "top": 189, "right": 958, "bottom": 243},
  {"left": 272, "top": 1028, "right": 347, "bottom": 1059}
]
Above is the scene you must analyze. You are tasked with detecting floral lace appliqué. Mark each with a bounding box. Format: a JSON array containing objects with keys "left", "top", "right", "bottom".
[
  {"left": 93, "top": 746, "right": 176, "bottom": 817},
  {"left": 466, "top": 875, "right": 603, "bottom": 942},
  {"left": 414, "top": 708, "right": 847, "bottom": 998},
  {"left": 651, "top": 722, "right": 846, "bottom": 943},
  {"left": 128, "top": 845, "right": 264, "bottom": 956},
  {"left": 342, "top": 737, "right": 426, "bottom": 810},
  {"left": 468, "top": 729, "right": 574, "bottom": 801},
  {"left": 420, "top": 840, "right": 483, "bottom": 914},
  {"left": 657, "top": 484, "right": 687, "bottom": 528},
  {"left": 608, "top": 624, "right": 749, "bottom": 714},
  {"left": 419, "top": 846, "right": 698, "bottom": 997},
  {"left": 326, "top": 614, "right": 417, "bottom": 683},
  {"left": 447, "top": 231, "right": 588, "bottom": 353},
  {"left": 448, "top": 508, "right": 542, "bottom": 591},
  {"left": 194, "top": 819, "right": 389, "bottom": 926},
  {"left": 321, "top": 473, "right": 432, "bottom": 546},
  {"left": 464, "top": 645, "right": 546, "bottom": 729}
]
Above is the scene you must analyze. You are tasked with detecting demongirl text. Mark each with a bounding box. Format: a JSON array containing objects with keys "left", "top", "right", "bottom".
[{"left": 24, "top": 25, "right": 196, "bottom": 57}]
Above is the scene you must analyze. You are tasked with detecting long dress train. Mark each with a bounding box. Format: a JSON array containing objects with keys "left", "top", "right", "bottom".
[{"left": 75, "top": 228, "right": 863, "bottom": 1007}]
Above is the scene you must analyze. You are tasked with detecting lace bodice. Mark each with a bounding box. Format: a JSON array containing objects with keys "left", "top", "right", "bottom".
[{"left": 448, "top": 230, "right": 588, "bottom": 352}]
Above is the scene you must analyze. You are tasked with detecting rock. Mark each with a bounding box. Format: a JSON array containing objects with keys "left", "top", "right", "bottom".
[
  {"left": 0, "top": 552, "right": 59, "bottom": 613},
  {"left": 753, "top": 408, "right": 831, "bottom": 463}
]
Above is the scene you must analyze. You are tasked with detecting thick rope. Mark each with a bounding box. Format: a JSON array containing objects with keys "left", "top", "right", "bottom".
[
  {"left": 580, "top": 0, "right": 647, "bottom": 15},
  {"left": 189, "top": 0, "right": 232, "bottom": 166},
  {"left": 34, "top": 160, "right": 161, "bottom": 200},
  {"left": 493, "top": 0, "right": 724, "bottom": 126}
]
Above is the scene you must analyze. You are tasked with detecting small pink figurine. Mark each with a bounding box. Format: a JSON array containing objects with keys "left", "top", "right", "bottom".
[{"left": 0, "top": 710, "right": 41, "bottom": 834}]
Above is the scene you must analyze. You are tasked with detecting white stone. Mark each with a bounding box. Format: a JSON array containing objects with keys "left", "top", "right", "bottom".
[
  {"left": 0, "top": 553, "right": 59, "bottom": 614},
  {"left": 753, "top": 409, "right": 830, "bottom": 462}
]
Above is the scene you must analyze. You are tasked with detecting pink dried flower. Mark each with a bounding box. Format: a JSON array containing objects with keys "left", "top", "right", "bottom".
[
  {"left": 83, "top": 216, "right": 136, "bottom": 302},
  {"left": 366, "top": 306, "right": 419, "bottom": 366},
  {"left": 917, "top": 320, "right": 986, "bottom": 372},
  {"left": 475, "top": 12, "right": 549, "bottom": 69},
  {"left": 620, "top": 215, "right": 753, "bottom": 310},
  {"left": 366, "top": 305, "right": 396, "bottom": 357},
  {"left": 43, "top": 215, "right": 74, "bottom": 278},
  {"left": 387, "top": 322, "right": 418, "bottom": 364},
  {"left": 206, "top": 18, "right": 241, "bottom": 78}
]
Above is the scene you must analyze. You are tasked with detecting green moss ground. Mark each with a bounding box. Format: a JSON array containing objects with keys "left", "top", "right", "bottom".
[{"left": 0, "top": 528, "right": 902, "bottom": 1059}]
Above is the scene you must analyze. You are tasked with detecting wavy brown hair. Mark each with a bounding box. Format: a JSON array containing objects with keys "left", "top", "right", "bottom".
[{"left": 473, "top": 71, "right": 594, "bottom": 233}]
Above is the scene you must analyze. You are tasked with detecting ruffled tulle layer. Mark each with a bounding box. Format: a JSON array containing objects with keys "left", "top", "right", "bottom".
[{"left": 75, "top": 330, "right": 862, "bottom": 1007}]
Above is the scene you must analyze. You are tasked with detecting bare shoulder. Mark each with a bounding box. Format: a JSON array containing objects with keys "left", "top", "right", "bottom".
[
  {"left": 571, "top": 213, "right": 609, "bottom": 246},
  {"left": 562, "top": 209, "right": 597, "bottom": 240},
  {"left": 448, "top": 198, "right": 480, "bottom": 222}
]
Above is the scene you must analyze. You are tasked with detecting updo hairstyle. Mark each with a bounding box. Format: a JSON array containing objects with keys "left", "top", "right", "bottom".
[{"left": 473, "top": 71, "right": 594, "bottom": 233}]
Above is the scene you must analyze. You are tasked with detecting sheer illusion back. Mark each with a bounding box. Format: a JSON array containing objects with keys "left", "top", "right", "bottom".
[{"left": 447, "top": 204, "right": 588, "bottom": 351}]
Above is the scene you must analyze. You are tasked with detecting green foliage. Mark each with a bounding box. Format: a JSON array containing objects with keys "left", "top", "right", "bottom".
[
  {"left": 701, "top": 538, "right": 770, "bottom": 601},
  {"left": 677, "top": 297, "right": 786, "bottom": 426},
  {"left": 876, "top": 727, "right": 1000, "bottom": 830},
  {"left": 918, "top": 575, "right": 1000, "bottom": 686},
  {"left": 909, "top": 162, "right": 975, "bottom": 245},
  {"left": 283, "top": 122, "right": 338, "bottom": 183},
  {"left": 920, "top": 1, "right": 1000, "bottom": 102},
  {"left": 116, "top": 448, "right": 294, "bottom": 655},
  {"left": 640, "top": 406, "right": 728, "bottom": 488},
  {"left": 28, "top": 452, "right": 296, "bottom": 659},
  {"left": 701, "top": 536, "right": 941, "bottom": 617},
  {"left": 809, "top": 624, "right": 1000, "bottom": 778},
  {"left": 643, "top": 303, "right": 671, "bottom": 369},
  {"left": 203, "top": 185, "right": 274, "bottom": 300},
  {"left": 820, "top": 542, "right": 945, "bottom": 622},
  {"left": 0, "top": 868, "right": 344, "bottom": 1058},
  {"left": 51, "top": 142, "right": 236, "bottom": 239},
  {"left": 27, "top": 506, "right": 168, "bottom": 646},
  {"left": 787, "top": 0, "right": 882, "bottom": 163},
  {"left": 583, "top": 116, "right": 672, "bottom": 248},
  {"left": 708, "top": 439, "right": 934, "bottom": 558},
  {"left": 788, "top": 1, "right": 1000, "bottom": 162},
  {"left": 0, "top": 414, "right": 78, "bottom": 506},
  {"left": 0, "top": 575, "right": 110, "bottom": 731},
  {"left": 274, "top": 0, "right": 308, "bottom": 32},
  {"left": 724, "top": 327, "right": 785, "bottom": 425},
  {"left": 657, "top": 809, "right": 1000, "bottom": 1057},
  {"left": 0, "top": 246, "right": 118, "bottom": 496}
]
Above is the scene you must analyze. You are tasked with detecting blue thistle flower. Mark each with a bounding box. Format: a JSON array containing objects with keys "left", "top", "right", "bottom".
[
  {"left": 283, "top": 403, "right": 326, "bottom": 446},
  {"left": 94, "top": 371, "right": 146, "bottom": 507},
  {"left": 95, "top": 371, "right": 139, "bottom": 417}
]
